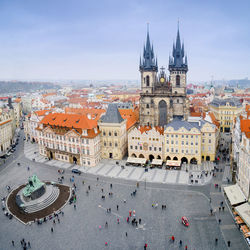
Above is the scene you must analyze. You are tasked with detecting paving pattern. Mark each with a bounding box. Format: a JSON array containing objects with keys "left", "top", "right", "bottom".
[{"left": 24, "top": 142, "right": 213, "bottom": 186}]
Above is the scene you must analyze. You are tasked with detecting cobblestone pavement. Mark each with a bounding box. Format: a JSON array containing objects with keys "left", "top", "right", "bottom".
[
  {"left": 0, "top": 131, "right": 247, "bottom": 250},
  {"left": 24, "top": 142, "right": 213, "bottom": 186}
]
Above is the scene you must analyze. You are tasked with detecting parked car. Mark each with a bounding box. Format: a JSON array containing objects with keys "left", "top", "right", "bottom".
[{"left": 71, "top": 169, "right": 81, "bottom": 175}]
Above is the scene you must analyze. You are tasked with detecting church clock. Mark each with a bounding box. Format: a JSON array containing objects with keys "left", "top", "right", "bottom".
[{"left": 160, "top": 77, "right": 165, "bottom": 83}]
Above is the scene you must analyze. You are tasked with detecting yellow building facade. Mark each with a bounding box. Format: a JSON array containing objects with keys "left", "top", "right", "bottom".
[{"left": 209, "top": 98, "right": 243, "bottom": 133}]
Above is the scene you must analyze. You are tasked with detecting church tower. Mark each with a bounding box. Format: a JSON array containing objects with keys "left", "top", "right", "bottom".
[
  {"left": 139, "top": 29, "right": 158, "bottom": 126},
  {"left": 168, "top": 27, "right": 189, "bottom": 119},
  {"left": 139, "top": 25, "right": 189, "bottom": 127},
  {"left": 139, "top": 29, "right": 158, "bottom": 94}
]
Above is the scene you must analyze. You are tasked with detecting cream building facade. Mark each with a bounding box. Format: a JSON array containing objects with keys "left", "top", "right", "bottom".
[
  {"left": 0, "top": 110, "right": 14, "bottom": 155},
  {"left": 128, "top": 126, "right": 164, "bottom": 161},
  {"left": 128, "top": 118, "right": 218, "bottom": 164},
  {"left": 98, "top": 104, "right": 127, "bottom": 160},
  {"left": 238, "top": 131, "right": 250, "bottom": 200},
  {"left": 209, "top": 98, "right": 243, "bottom": 132},
  {"left": 37, "top": 113, "right": 101, "bottom": 167}
]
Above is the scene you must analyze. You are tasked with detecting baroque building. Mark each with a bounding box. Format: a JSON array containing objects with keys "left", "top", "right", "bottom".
[{"left": 139, "top": 28, "right": 189, "bottom": 127}]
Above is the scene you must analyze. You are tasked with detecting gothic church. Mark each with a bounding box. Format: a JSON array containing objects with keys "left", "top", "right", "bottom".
[{"left": 139, "top": 27, "right": 189, "bottom": 127}]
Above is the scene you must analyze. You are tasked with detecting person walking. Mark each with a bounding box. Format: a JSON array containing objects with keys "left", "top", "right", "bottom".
[
  {"left": 227, "top": 241, "right": 231, "bottom": 247},
  {"left": 215, "top": 238, "right": 218, "bottom": 244},
  {"left": 110, "top": 183, "right": 112, "bottom": 189},
  {"left": 117, "top": 205, "right": 119, "bottom": 211},
  {"left": 185, "top": 245, "right": 188, "bottom": 250},
  {"left": 218, "top": 219, "right": 221, "bottom": 224},
  {"left": 125, "top": 232, "right": 128, "bottom": 237},
  {"left": 12, "top": 240, "right": 14, "bottom": 246},
  {"left": 144, "top": 243, "right": 148, "bottom": 249},
  {"left": 222, "top": 206, "right": 225, "bottom": 211},
  {"left": 179, "top": 240, "right": 182, "bottom": 246},
  {"left": 171, "top": 235, "right": 175, "bottom": 242},
  {"left": 28, "top": 241, "right": 31, "bottom": 248},
  {"left": 51, "top": 227, "right": 53, "bottom": 232},
  {"left": 74, "top": 204, "right": 76, "bottom": 209}
]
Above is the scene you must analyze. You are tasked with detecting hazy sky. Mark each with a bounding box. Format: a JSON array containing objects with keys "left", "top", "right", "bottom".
[{"left": 0, "top": 0, "right": 249, "bottom": 82}]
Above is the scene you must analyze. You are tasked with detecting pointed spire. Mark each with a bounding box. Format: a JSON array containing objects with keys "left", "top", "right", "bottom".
[
  {"left": 185, "top": 55, "right": 188, "bottom": 65},
  {"left": 140, "top": 23, "right": 157, "bottom": 71},
  {"left": 168, "top": 23, "right": 188, "bottom": 71},
  {"left": 156, "top": 57, "right": 158, "bottom": 68}
]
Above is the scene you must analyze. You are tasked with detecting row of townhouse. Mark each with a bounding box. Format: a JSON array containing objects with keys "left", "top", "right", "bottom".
[{"left": 128, "top": 117, "right": 219, "bottom": 165}]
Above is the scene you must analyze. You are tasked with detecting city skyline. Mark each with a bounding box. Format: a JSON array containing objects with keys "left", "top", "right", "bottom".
[{"left": 0, "top": 0, "right": 249, "bottom": 82}]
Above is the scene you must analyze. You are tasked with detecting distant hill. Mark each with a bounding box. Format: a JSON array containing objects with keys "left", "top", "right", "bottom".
[
  {"left": 228, "top": 78, "right": 250, "bottom": 88},
  {"left": 0, "top": 81, "right": 60, "bottom": 93}
]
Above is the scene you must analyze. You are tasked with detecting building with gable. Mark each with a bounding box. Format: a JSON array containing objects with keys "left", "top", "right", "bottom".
[
  {"left": 36, "top": 113, "right": 101, "bottom": 167},
  {"left": 98, "top": 104, "right": 127, "bottom": 160}
]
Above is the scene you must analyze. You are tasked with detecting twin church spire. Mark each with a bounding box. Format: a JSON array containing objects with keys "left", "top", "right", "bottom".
[
  {"left": 140, "top": 25, "right": 188, "bottom": 71},
  {"left": 139, "top": 28, "right": 158, "bottom": 71}
]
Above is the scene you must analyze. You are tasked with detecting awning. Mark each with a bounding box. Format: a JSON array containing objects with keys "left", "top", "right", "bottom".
[
  {"left": 235, "top": 203, "right": 250, "bottom": 228},
  {"left": 151, "top": 159, "right": 163, "bottom": 165},
  {"left": 166, "top": 160, "right": 181, "bottom": 167},
  {"left": 224, "top": 184, "right": 247, "bottom": 206},
  {"left": 127, "top": 157, "right": 146, "bottom": 165}
]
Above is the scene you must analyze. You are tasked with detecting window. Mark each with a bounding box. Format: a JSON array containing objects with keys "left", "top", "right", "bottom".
[
  {"left": 182, "top": 149, "right": 184, "bottom": 153},
  {"left": 154, "top": 147, "right": 157, "bottom": 151},
  {"left": 202, "top": 139, "right": 205, "bottom": 143},
  {"left": 176, "top": 141, "right": 178, "bottom": 144},
  {"left": 209, "top": 133, "right": 211, "bottom": 136},
  {"left": 182, "top": 135, "right": 184, "bottom": 138},
  {"left": 186, "top": 135, "right": 188, "bottom": 138},
  {"left": 82, "top": 149, "right": 85, "bottom": 154},
  {"left": 176, "top": 149, "right": 178, "bottom": 153},
  {"left": 130, "top": 145, "right": 133, "bottom": 149},
  {"left": 109, "top": 132, "right": 111, "bottom": 136},
  {"left": 109, "top": 142, "right": 112, "bottom": 146},
  {"left": 159, "top": 147, "right": 161, "bottom": 151},
  {"left": 171, "top": 148, "right": 174, "bottom": 152},
  {"left": 191, "top": 135, "right": 193, "bottom": 138},
  {"left": 140, "top": 146, "right": 142, "bottom": 150},
  {"left": 209, "top": 139, "right": 211, "bottom": 143},
  {"left": 72, "top": 138, "right": 75, "bottom": 142},
  {"left": 166, "top": 148, "right": 169, "bottom": 152},
  {"left": 186, "top": 142, "right": 188, "bottom": 145},
  {"left": 149, "top": 147, "right": 152, "bottom": 151},
  {"left": 115, "top": 143, "right": 118, "bottom": 147},
  {"left": 87, "top": 150, "right": 89, "bottom": 155},
  {"left": 114, "top": 132, "right": 117, "bottom": 136},
  {"left": 175, "top": 135, "right": 178, "bottom": 138},
  {"left": 82, "top": 139, "right": 84, "bottom": 144},
  {"left": 166, "top": 140, "right": 169, "bottom": 144},
  {"left": 104, "top": 142, "right": 106, "bottom": 146},
  {"left": 103, "top": 132, "right": 106, "bottom": 136},
  {"left": 146, "top": 75, "right": 150, "bottom": 86},
  {"left": 146, "top": 104, "right": 149, "bottom": 109},
  {"left": 182, "top": 141, "right": 184, "bottom": 145},
  {"left": 176, "top": 75, "right": 180, "bottom": 87},
  {"left": 86, "top": 139, "right": 89, "bottom": 144},
  {"left": 135, "top": 146, "right": 138, "bottom": 150},
  {"left": 171, "top": 135, "right": 174, "bottom": 138},
  {"left": 88, "top": 161, "right": 90, "bottom": 165}
]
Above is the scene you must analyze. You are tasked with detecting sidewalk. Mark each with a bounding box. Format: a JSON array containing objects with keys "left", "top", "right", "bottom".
[
  {"left": 24, "top": 141, "right": 212, "bottom": 186},
  {"left": 209, "top": 160, "right": 248, "bottom": 250}
]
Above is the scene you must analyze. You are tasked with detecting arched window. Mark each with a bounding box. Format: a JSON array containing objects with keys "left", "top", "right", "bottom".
[
  {"left": 146, "top": 104, "right": 149, "bottom": 109},
  {"left": 176, "top": 75, "right": 180, "bottom": 87},
  {"left": 146, "top": 76, "right": 150, "bottom": 86}
]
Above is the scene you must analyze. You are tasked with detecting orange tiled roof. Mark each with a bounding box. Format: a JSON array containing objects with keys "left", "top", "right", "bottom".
[
  {"left": 138, "top": 126, "right": 164, "bottom": 135},
  {"left": 119, "top": 109, "right": 138, "bottom": 130},
  {"left": 40, "top": 113, "right": 97, "bottom": 130},
  {"left": 34, "top": 110, "right": 51, "bottom": 116},
  {"left": 241, "top": 119, "right": 250, "bottom": 134},
  {"left": 42, "top": 92, "right": 56, "bottom": 98},
  {"left": 208, "top": 112, "right": 220, "bottom": 128}
]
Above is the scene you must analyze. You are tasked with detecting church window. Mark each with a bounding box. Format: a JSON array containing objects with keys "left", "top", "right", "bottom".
[
  {"left": 176, "top": 75, "right": 180, "bottom": 87},
  {"left": 146, "top": 76, "right": 150, "bottom": 86},
  {"left": 130, "top": 145, "right": 133, "bottom": 149},
  {"left": 135, "top": 146, "right": 138, "bottom": 150}
]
